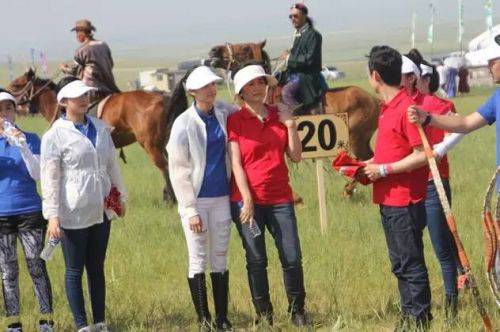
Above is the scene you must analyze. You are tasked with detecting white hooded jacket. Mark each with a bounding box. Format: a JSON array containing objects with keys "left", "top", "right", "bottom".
[
  {"left": 166, "top": 102, "right": 236, "bottom": 219},
  {"left": 40, "top": 116, "right": 126, "bottom": 229}
]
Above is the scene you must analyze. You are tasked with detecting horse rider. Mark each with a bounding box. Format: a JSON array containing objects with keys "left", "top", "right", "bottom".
[
  {"left": 280, "top": 3, "right": 326, "bottom": 114},
  {"left": 60, "top": 19, "right": 120, "bottom": 105}
]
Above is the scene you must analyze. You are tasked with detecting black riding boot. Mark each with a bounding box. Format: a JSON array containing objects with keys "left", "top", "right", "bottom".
[
  {"left": 188, "top": 273, "right": 213, "bottom": 331},
  {"left": 445, "top": 294, "right": 458, "bottom": 325},
  {"left": 253, "top": 296, "right": 274, "bottom": 326},
  {"left": 210, "top": 271, "right": 233, "bottom": 331}
]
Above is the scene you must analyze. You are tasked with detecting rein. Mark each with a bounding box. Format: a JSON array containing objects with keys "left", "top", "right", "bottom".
[{"left": 482, "top": 167, "right": 500, "bottom": 307}]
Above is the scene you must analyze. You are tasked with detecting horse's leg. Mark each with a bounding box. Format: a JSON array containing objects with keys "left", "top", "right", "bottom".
[{"left": 139, "top": 140, "right": 176, "bottom": 204}]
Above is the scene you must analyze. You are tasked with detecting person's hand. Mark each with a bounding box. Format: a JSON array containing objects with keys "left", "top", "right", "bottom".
[
  {"left": 364, "top": 157, "right": 374, "bottom": 165},
  {"left": 240, "top": 200, "right": 254, "bottom": 224},
  {"left": 189, "top": 215, "right": 203, "bottom": 233},
  {"left": 363, "top": 163, "right": 383, "bottom": 182},
  {"left": 280, "top": 50, "right": 290, "bottom": 60},
  {"left": 0, "top": 118, "right": 4, "bottom": 135},
  {"left": 407, "top": 105, "right": 428, "bottom": 124},
  {"left": 58, "top": 63, "right": 67, "bottom": 71},
  {"left": 118, "top": 203, "right": 126, "bottom": 218},
  {"left": 278, "top": 106, "right": 296, "bottom": 128},
  {"left": 47, "top": 217, "right": 63, "bottom": 239}
]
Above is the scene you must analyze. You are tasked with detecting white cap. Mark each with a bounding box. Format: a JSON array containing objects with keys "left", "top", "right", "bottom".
[
  {"left": 57, "top": 80, "right": 96, "bottom": 102},
  {"left": 185, "top": 66, "right": 222, "bottom": 90},
  {"left": 485, "top": 34, "right": 500, "bottom": 62},
  {"left": 420, "top": 63, "right": 434, "bottom": 76},
  {"left": 401, "top": 55, "right": 421, "bottom": 79},
  {"left": 233, "top": 65, "right": 278, "bottom": 94},
  {"left": 0, "top": 92, "right": 17, "bottom": 106}
]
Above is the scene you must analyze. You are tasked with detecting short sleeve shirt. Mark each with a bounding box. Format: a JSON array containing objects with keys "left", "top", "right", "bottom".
[{"left": 227, "top": 105, "right": 293, "bottom": 204}]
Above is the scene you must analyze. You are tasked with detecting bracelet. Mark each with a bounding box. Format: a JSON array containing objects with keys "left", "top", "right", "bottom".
[
  {"left": 422, "top": 113, "right": 432, "bottom": 126},
  {"left": 385, "top": 164, "right": 393, "bottom": 175},
  {"left": 379, "top": 164, "right": 387, "bottom": 178}
]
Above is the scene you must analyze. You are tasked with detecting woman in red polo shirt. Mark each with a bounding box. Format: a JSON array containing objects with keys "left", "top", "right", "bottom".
[
  {"left": 227, "top": 64, "right": 309, "bottom": 327},
  {"left": 417, "top": 59, "right": 463, "bottom": 321}
]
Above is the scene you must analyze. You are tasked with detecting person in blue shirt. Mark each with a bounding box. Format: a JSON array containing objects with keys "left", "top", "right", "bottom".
[
  {"left": 167, "top": 66, "right": 237, "bottom": 331},
  {"left": 408, "top": 34, "right": 500, "bottom": 171},
  {"left": 0, "top": 91, "right": 54, "bottom": 332}
]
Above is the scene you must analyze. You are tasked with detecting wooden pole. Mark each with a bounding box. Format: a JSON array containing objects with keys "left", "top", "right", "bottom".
[
  {"left": 316, "top": 159, "right": 328, "bottom": 234},
  {"left": 416, "top": 124, "right": 493, "bottom": 331}
]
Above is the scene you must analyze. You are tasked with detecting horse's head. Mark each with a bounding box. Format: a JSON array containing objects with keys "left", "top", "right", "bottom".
[{"left": 208, "top": 40, "right": 269, "bottom": 72}]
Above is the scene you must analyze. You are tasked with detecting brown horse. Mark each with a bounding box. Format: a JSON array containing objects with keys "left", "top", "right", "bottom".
[
  {"left": 209, "top": 41, "right": 380, "bottom": 196},
  {"left": 7, "top": 69, "right": 189, "bottom": 203},
  {"left": 208, "top": 41, "right": 380, "bottom": 160}
]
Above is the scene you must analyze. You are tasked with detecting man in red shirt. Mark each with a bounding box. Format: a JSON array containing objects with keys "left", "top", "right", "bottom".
[{"left": 363, "top": 46, "right": 432, "bottom": 330}]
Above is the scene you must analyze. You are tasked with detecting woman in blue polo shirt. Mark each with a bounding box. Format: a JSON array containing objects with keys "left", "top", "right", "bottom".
[
  {"left": 167, "top": 66, "right": 236, "bottom": 331},
  {"left": 0, "top": 91, "right": 54, "bottom": 332}
]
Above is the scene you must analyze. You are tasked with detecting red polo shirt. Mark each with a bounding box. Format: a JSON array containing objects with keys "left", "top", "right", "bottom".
[
  {"left": 420, "top": 94, "right": 456, "bottom": 180},
  {"left": 227, "top": 105, "right": 293, "bottom": 204},
  {"left": 373, "top": 89, "right": 428, "bottom": 206}
]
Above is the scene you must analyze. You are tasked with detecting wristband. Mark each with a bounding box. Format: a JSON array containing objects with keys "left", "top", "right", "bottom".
[
  {"left": 385, "top": 164, "right": 393, "bottom": 175},
  {"left": 379, "top": 164, "right": 387, "bottom": 178},
  {"left": 422, "top": 113, "right": 432, "bottom": 126}
]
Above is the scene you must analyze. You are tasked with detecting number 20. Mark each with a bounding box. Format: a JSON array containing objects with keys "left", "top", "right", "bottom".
[{"left": 298, "top": 119, "right": 337, "bottom": 152}]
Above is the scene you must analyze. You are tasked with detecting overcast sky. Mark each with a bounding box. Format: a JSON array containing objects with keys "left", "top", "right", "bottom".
[{"left": 2, "top": 0, "right": 496, "bottom": 60}]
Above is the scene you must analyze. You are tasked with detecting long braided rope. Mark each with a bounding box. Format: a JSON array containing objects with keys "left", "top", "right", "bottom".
[
  {"left": 416, "top": 124, "right": 493, "bottom": 331},
  {"left": 482, "top": 167, "right": 500, "bottom": 306}
]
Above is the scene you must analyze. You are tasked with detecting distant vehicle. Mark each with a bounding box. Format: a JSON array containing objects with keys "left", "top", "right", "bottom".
[{"left": 321, "top": 66, "right": 345, "bottom": 81}]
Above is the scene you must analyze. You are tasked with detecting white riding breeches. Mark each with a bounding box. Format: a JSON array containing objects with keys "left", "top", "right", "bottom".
[{"left": 181, "top": 196, "right": 232, "bottom": 278}]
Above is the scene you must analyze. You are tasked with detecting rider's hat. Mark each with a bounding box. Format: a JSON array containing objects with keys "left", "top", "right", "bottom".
[{"left": 71, "top": 19, "right": 96, "bottom": 33}]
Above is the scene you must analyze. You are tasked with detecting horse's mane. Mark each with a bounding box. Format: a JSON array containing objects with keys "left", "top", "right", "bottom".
[{"left": 33, "top": 76, "right": 57, "bottom": 91}]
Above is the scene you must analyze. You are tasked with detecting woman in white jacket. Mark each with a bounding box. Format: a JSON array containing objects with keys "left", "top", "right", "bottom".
[
  {"left": 166, "top": 66, "right": 236, "bottom": 331},
  {"left": 40, "top": 79, "right": 126, "bottom": 332}
]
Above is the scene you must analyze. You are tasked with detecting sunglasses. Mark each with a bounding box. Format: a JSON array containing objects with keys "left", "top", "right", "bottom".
[{"left": 289, "top": 14, "right": 300, "bottom": 19}]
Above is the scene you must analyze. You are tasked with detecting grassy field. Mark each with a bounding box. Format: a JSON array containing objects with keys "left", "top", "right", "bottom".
[{"left": 2, "top": 72, "right": 500, "bottom": 331}]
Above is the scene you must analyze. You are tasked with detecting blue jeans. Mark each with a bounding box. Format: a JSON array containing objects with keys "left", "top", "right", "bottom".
[
  {"left": 380, "top": 201, "right": 432, "bottom": 321},
  {"left": 61, "top": 218, "right": 111, "bottom": 329},
  {"left": 425, "top": 179, "right": 458, "bottom": 296},
  {"left": 231, "top": 202, "right": 306, "bottom": 314},
  {"left": 281, "top": 74, "right": 301, "bottom": 108}
]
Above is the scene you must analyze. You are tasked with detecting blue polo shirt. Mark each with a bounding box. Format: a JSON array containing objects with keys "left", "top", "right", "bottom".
[
  {"left": 477, "top": 88, "right": 500, "bottom": 166},
  {"left": 0, "top": 131, "right": 42, "bottom": 216},
  {"left": 195, "top": 105, "right": 229, "bottom": 198},
  {"left": 63, "top": 114, "right": 97, "bottom": 147}
]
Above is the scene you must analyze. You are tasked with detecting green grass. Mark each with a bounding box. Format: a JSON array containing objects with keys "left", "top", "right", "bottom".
[{"left": 4, "top": 80, "right": 500, "bottom": 331}]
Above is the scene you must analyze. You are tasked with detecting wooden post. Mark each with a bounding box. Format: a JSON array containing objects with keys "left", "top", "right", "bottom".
[{"left": 316, "top": 159, "right": 328, "bottom": 234}]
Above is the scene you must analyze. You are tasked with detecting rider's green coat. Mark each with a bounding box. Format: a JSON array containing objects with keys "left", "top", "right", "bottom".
[{"left": 286, "top": 24, "right": 324, "bottom": 110}]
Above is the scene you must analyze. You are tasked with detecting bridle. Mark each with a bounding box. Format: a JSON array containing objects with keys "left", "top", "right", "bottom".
[{"left": 9, "top": 71, "right": 60, "bottom": 107}]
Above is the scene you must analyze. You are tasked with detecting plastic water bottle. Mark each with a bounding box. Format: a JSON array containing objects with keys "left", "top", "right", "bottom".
[
  {"left": 238, "top": 201, "right": 261, "bottom": 238},
  {"left": 40, "top": 238, "right": 60, "bottom": 261},
  {"left": 247, "top": 219, "right": 262, "bottom": 238},
  {"left": 2, "top": 121, "right": 26, "bottom": 145}
]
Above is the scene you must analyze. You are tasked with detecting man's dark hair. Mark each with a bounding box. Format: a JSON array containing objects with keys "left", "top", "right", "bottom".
[
  {"left": 291, "top": 3, "right": 314, "bottom": 27},
  {"left": 368, "top": 46, "right": 402, "bottom": 87}
]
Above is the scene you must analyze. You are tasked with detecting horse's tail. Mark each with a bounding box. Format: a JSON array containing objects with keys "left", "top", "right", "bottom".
[{"left": 161, "top": 71, "right": 190, "bottom": 157}]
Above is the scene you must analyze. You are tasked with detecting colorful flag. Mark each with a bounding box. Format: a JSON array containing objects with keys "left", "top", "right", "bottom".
[
  {"left": 412, "top": 12, "right": 417, "bottom": 48},
  {"left": 7, "top": 55, "right": 13, "bottom": 82},
  {"left": 427, "top": 4, "right": 435, "bottom": 44},
  {"left": 39, "top": 51, "right": 48, "bottom": 78},
  {"left": 30, "top": 48, "right": 36, "bottom": 69},
  {"left": 458, "top": 0, "right": 465, "bottom": 45},
  {"left": 485, "top": 0, "right": 493, "bottom": 35}
]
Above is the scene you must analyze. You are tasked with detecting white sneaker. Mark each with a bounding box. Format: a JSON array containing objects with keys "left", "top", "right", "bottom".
[
  {"left": 77, "top": 327, "right": 91, "bottom": 332},
  {"left": 39, "top": 322, "right": 54, "bottom": 332},
  {"left": 92, "top": 322, "right": 109, "bottom": 332},
  {"left": 6, "top": 327, "right": 22, "bottom": 332}
]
